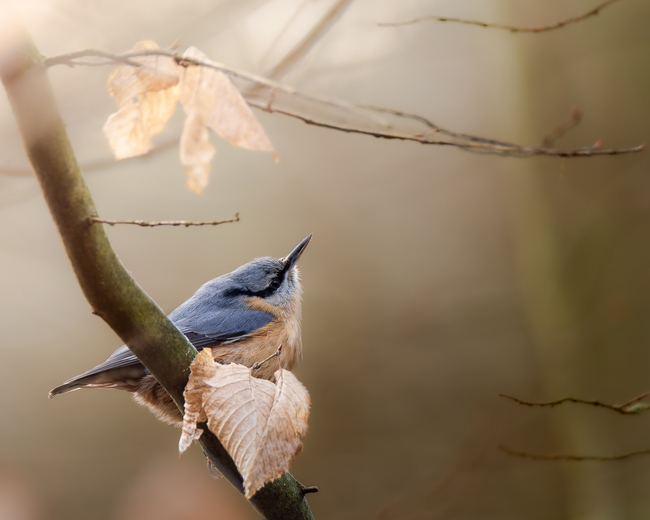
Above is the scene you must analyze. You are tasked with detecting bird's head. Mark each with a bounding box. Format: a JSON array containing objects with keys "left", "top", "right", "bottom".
[
  {"left": 169, "top": 234, "right": 312, "bottom": 362},
  {"left": 222, "top": 234, "right": 312, "bottom": 313}
]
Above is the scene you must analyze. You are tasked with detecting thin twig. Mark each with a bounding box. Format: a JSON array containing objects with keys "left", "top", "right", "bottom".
[
  {"left": 89, "top": 214, "right": 239, "bottom": 227},
  {"left": 253, "top": 102, "right": 644, "bottom": 157},
  {"left": 379, "top": 0, "right": 622, "bottom": 31},
  {"left": 499, "top": 391, "right": 650, "bottom": 415},
  {"left": 40, "top": 48, "right": 645, "bottom": 158},
  {"left": 44, "top": 48, "right": 144, "bottom": 66},
  {"left": 45, "top": 48, "right": 371, "bottom": 117},
  {"left": 251, "top": 345, "right": 283, "bottom": 372},
  {"left": 499, "top": 445, "right": 650, "bottom": 461},
  {"left": 542, "top": 107, "right": 583, "bottom": 147}
]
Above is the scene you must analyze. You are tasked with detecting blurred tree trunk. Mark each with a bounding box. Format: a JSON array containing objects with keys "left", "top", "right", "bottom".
[{"left": 506, "top": 2, "right": 627, "bottom": 519}]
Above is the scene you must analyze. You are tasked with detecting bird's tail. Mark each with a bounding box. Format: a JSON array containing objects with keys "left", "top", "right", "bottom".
[
  {"left": 49, "top": 375, "right": 113, "bottom": 398},
  {"left": 49, "top": 370, "right": 143, "bottom": 398},
  {"left": 49, "top": 382, "right": 81, "bottom": 398}
]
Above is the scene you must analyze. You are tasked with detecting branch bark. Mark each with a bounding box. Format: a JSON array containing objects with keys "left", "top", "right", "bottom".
[{"left": 0, "top": 19, "right": 313, "bottom": 520}]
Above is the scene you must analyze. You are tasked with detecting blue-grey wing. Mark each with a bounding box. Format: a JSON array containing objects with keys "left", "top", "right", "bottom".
[
  {"left": 64, "top": 300, "right": 273, "bottom": 379},
  {"left": 170, "top": 302, "right": 274, "bottom": 348}
]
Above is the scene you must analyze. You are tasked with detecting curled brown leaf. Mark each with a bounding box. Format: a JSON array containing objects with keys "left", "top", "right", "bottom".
[
  {"left": 101, "top": 42, "right": 277, "bottom": 193},
  {"left": 179, "top": 350, "right": 310, "bottom": 499},
  {"left": 179, "top": 47, "right": 277, "bottom": 194}
]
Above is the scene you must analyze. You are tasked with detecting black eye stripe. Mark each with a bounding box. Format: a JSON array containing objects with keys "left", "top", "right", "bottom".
[{"left": 223, "top": 268, "right": 287, "bottom": 299}]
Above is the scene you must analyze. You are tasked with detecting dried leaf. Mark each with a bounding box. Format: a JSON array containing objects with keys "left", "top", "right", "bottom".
[
  {"left": 179, "top": 47, "right": 277, "bottom": 194},
  {"left": 101, "top": 42, "right": 276, "bottom": 193},
  {"left": 179, "top": 350, "right": 310, "bottom": 499},
  {"left": 103, "top": 41, "right": 181, "bottom": 159},
  {"left": 179, "top": 108, "right": 215, "bottom": 195}
]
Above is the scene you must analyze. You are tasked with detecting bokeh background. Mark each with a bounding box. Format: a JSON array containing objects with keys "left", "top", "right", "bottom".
[{"left": 1, "top": 0, "right": 650, "bottom": 519}]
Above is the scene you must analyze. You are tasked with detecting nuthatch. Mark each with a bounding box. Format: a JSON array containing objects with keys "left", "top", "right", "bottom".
[{"left": 49, "top": 234, "right": 312, "bottom": 426}]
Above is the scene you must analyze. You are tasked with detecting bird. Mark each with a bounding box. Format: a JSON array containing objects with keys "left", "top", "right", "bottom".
[{"left": 49, "top": 234, "right": 312, "bottom": 427}]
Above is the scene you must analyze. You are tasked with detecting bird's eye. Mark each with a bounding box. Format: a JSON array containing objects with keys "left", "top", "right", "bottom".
[{"left": 270, "top": 279, "right": 280, "bottom": 289}]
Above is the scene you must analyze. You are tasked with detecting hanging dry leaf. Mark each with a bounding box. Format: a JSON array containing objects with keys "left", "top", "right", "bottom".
[
  {"left": 179, "top": 46, "right": 277, "bottom": 194},
  {"left": 103, "top": 41, "right": 181, "bottom": 159},
  {"left": 179, "top": 350, "right": 310, "bottom": 499}
]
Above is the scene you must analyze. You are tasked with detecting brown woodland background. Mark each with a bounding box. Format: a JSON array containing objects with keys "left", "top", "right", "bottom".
[{"left": 1, "top": 1, "right": 650, "bottom": 519}]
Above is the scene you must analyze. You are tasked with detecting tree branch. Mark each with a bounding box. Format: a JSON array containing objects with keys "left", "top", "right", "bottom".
[
  {"left": 41, "top": 48, "right": 644, "bottom": 158},
  {"left": 0, "top": 19, "right": 313, "bottom": 520},
  {"left": 500, "top": 391, "right": 650, "bottom": 415},
  {"left": 499, "top": 445, "right": 650, "bottom": 461},
  {"left": 379, "top": 0, "right": 623, "bottom": 31}
]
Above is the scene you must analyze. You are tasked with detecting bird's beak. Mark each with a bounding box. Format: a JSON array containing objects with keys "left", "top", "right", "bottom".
[{"left": 283, "top": 234, "right": 312, "bottom": 270}]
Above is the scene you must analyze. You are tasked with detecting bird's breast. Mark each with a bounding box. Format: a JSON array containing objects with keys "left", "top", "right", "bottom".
[{"left": 214, "top": 295, "right": 303, "bottom": 380}]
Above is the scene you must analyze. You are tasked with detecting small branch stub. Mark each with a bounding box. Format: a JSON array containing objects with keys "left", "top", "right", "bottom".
[
  {"left": 251, "top": 345, "right": 282, "bottom": 372},
  {"left": 542, "top": 107, "right": 583, "bottom": 147}
]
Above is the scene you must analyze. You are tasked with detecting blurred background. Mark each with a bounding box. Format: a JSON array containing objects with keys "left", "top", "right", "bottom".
[{"left": 1, "top": 0, "right": 649, "bottom": 519}]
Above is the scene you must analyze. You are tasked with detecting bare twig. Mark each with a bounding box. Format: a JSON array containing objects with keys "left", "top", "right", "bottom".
[
  {"left": 499, "top": 391, "right": 650, "bottom": 415},
  {"left": 253, "top": 102, "right": 643, "bottom": 157},
  {"left": 499, "top": 445, "right": 650, "bottom": 461},
  {"left": 41, "top": 48, "right": 645, "bottom": 159},
  {"left": 44, "top": 48, "right": 380, "bottom": 120},
  {"left": 89, "top": 214, "right": 239, "bottom": 227},
  {"left": 542, "top": 107, "right": 583, "bottom": 147},
  {"left": 44, "top": 48, "right": 144, "bottom": 66},
  {"left": 379, "top": 0, "right": 623, "bottom": 31}
]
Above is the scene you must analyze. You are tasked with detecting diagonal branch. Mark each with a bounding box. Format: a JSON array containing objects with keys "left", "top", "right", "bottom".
[
  {"left": 263, "top": 0, "right": 354, "bottom": 81},
  {"left": 41, "top": 48, "right": 644, "bottom": 158},
  {"left": 0, "top": 18, "right": 313, "bottom": 520},
  {"left": 379, "top": 0, "right": 623, "bottom": 31}
]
